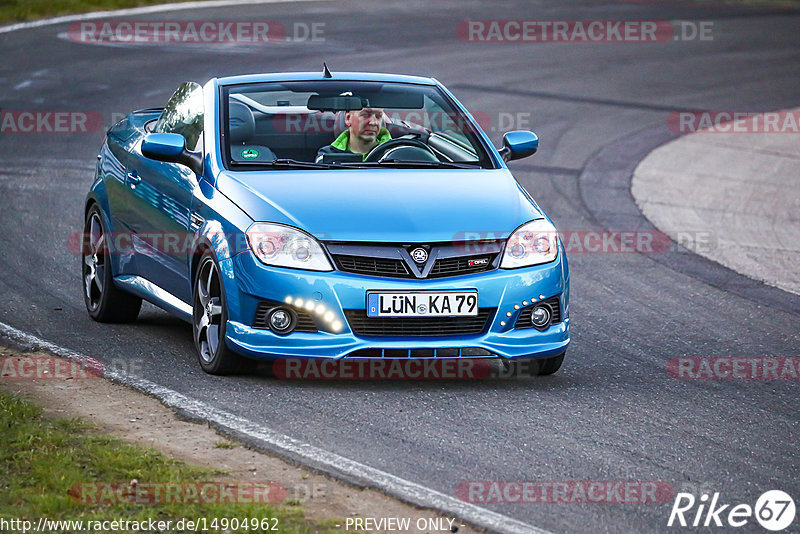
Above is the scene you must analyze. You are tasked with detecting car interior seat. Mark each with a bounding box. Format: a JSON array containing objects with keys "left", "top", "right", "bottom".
[{"left": 229, "top": 102, "right": 277, "bottom": 162}]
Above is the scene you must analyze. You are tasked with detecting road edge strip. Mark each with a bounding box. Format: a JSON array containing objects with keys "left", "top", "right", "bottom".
[{"left": 0, "top": 321, "right": 551, "bottom": 534}]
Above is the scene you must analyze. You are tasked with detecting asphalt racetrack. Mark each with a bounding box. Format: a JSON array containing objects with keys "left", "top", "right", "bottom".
[{"left": 1, "top": 1, "right": 799, "bottom": 532}]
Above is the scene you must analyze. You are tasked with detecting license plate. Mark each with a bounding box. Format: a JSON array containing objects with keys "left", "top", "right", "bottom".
[{"left": 367, "top": 291, "right": 478, "bottom": 317}]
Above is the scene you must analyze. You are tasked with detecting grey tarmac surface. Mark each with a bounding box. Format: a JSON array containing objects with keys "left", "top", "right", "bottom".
[
  {"left": 632, "top": 109, "right": 800, "bottom": 296},
  {"left": 1, "top": 2, "right": 799, "bottom": 533}
]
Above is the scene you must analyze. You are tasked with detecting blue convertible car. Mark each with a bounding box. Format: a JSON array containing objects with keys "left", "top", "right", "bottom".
[{"left": 83, "top": 70, "right": 570, "bottom": 375}]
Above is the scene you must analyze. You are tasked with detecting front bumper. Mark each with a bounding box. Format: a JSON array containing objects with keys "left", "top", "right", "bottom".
[{"left": 220, "top": 250, "right": 570, "bottom": 360}]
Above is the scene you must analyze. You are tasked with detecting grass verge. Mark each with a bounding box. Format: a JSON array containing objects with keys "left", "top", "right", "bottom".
[{"left": 0, "top": 389, "right": 335, "bottom": 533}]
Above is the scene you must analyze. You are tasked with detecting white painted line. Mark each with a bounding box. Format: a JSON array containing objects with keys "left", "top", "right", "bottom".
[
  {"left": 0, "top": 321, "right": 552, "bottom": 534},
  {"left": 0, "top": 0, "right": 325, "bottom": 35}
]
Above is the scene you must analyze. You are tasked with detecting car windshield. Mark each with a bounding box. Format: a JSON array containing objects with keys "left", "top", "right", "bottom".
[{"left": 221, "top": 80, "right": 495, "bottom": 170}]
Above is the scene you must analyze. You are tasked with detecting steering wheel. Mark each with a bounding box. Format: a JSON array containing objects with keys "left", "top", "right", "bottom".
[{"left": 364, "top": 138, "right": 439, "bottom": 163}]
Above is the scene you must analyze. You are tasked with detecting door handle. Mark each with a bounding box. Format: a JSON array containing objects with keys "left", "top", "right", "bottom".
[{"left": 126, "top": 170, "right": 141, "bottom": 185}]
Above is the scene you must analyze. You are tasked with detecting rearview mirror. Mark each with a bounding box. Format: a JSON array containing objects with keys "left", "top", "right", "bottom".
[
  {"left": 141, "top": 132, "right": 203, "bottom": 174},
  {"left": 499, "top": 130, "right": 539, "bottom": 162},
  {"left": 306, "top": 95, "right": 363, "bottom": 111}
]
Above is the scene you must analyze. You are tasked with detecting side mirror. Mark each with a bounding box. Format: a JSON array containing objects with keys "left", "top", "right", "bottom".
[
  {"left": 141, "top": 132, "right": 203, "bottom": 175},
  {"left": 498, "top": 130, "right": 539, "bottom": 162}
]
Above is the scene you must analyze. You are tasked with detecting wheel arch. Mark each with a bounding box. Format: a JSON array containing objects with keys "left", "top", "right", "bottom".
[
  {"left": 190, "top": 219, "right": 243, "bottom": 321},
  {"left": 190, "top": 241, "right": 214, "bottom": 289}
]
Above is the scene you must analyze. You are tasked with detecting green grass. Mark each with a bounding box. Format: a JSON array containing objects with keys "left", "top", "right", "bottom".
[
  {"left": 0, "top": 390, "right": 338, "bottom": 533},
  {"left": 0, "top": 0, "right": 196, "bottom": 24}
]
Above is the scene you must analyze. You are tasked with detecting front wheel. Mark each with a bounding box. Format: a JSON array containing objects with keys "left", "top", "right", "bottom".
[
  {"left": 503, "top": 351, "right": 565, "bottom": 377},
  {"left": 193, "top": 251, "right": 248, "bottom": 375},
  {"left": 535, "top": 352, "right": 565, "bottom": 376}
]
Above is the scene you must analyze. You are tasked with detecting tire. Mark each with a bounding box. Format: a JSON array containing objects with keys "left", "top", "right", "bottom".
[
  {"left": 82, "top": 205, "right": 142, "bottom": 322},
  {"left": 193, "top": 251, "right": 248, "bottom": 375},
  {"left": 503, "top": 351, "right": 565, "bottom": 377},
  {"left": 535, "top": 352, "right": 565, "bottom": 376}
]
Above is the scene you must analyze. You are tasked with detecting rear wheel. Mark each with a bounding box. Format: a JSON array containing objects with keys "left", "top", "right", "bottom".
[
  {"left": 193, "top": 251, "right": 248, "bottom": 375},
  {"left": 82, "top": 205, "right": 142, "bottom": 322}
]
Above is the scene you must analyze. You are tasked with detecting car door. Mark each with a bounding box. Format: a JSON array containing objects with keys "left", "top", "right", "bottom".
[{"left": 123, "top": 82, "right": 204, "bottom": 303}]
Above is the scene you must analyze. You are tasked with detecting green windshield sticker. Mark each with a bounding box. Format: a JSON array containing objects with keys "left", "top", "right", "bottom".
[{"left": 241, "top": 148, "right": 259, "bottom": 159}]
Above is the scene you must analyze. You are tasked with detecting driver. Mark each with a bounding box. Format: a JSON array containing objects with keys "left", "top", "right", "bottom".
[{"left": 316, "top": 107, "right": 391, "bottom": 162}]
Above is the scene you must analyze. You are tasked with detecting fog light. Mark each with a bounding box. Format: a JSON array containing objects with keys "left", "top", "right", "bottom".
[
  {"left": 269, "top": 308, "right": 294, "bottom": 334},
  {"left": 531, "top": 305, "right": 551, "bottom": 329}
]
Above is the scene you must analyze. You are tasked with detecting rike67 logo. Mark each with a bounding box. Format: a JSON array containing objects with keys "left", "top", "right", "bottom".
[{"left": 668, "top": 490, "right": 795, "bottom": 531}]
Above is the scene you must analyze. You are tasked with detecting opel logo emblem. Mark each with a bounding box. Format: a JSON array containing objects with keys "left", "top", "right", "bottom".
[{"left": 410, "top": 247, "right": 428, "bottom": 264}]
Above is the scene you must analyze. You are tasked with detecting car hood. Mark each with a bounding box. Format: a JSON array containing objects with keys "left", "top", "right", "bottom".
[{"left": 216, "top": 168, "right": 543, "bottom": 242}]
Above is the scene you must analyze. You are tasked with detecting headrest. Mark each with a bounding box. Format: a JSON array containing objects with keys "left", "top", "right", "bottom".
[{"left": 229, "top": 101, "right": 255, "bottom": 144}]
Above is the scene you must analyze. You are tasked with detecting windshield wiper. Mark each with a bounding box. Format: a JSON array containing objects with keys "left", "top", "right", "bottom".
[
  {"left": 268, "top": 158, "right": 338, "bottom": 169},
  {"left": 232, "top": 159, "right": 334, "bottom": 169},
  {"left": 343, "top": 160, "right": 483, "bottom": 169}
]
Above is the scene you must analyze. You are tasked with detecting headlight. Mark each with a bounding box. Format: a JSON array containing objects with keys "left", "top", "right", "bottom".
[
  {"left": 246, "top": 223, "right": 332, "bottom": 271},
  {"left": 500, "top": 219, "right": 559, "bottom": 268}
]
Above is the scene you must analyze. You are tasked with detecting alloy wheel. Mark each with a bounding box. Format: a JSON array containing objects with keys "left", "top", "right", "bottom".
[
  {"left": 194, "top": 258, "right": 224, "bottom": 364},
  {"left": 82, "top": 213, "right": 105, "bottom": 311}
]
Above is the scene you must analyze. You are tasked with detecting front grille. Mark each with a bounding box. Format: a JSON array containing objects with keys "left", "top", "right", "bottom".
[
  {"left": 327, "top": 241, "right": 502, "bottom": 280},
  {"left": 428, "top": 254, "right": 497, "bottom": 278},
  {"left": 253, "top": 301, "right": 317, "bottom": 332},
  {"left": 347, "top": 347, "right": 495, "bottom": 358},
  {"left": 515, "top": 297, "right": 562, "bottom": 329},
  {"left": 333, "top": 255, "right": 412, "bottom": 278},
  {"left": 344, "top": 308, "right": 495, "bottom": 337}
]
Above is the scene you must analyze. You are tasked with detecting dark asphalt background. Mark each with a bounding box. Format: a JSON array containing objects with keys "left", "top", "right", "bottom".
[{"left": 1, "top": 1, "right": 799, "bottom": 532}]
